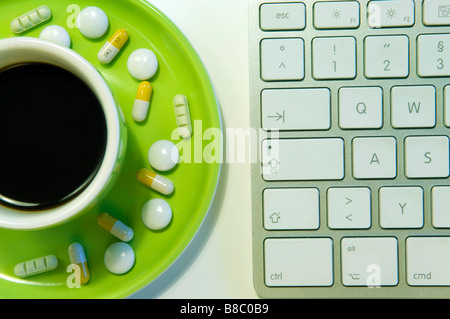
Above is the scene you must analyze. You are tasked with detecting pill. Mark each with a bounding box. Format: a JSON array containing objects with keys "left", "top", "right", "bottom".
[
  {"left": 14, "top": 255, "right": 58, "bottom": 278},
  {"left": 132, "top": 81, "right": 152, "bottom": 122},
  {"left": 97, "top": 212, "right": 134, "bottom": 242},
  {"left": 10, "top": 5, "right": 51, "bottom": 34},
  {"left": 127, "top": 48, "right": 158, "bottom": 80},
  {"left": 141, "top": 198, "right": 172, "bottom": 230},
  {"left": 173, "top": 94, "right": 192, "bottom": 138},
  {"left": 77, "top": 6, "right": 109, "bottom": 39},
  {"left": 137, "top": 168, "right": 174, "bottom": 195},
  {"left": 148, "top": 140, "right": 179, "bottom": 172},
  {"left": 68, "top": 243, "right": 90, "bottom": 284},
  {"left": 97, "top": 28, "right": 129, "bottom": 64},
  {"left": 39, "top": 25, "right": 71, "bottom": 48},
  {"left": 104, "top": 242, "right": 135, "bottom": 275}
]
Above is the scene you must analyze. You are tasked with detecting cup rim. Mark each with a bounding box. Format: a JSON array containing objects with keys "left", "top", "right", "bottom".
[{"left": 0, "top": 37, "right": 121, "bottom": 230}]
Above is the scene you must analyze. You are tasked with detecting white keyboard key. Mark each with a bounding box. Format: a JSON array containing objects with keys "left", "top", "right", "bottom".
[
  {"left": 265, "top": 238, "right": 333, "bottom": 287},
  {"left": 364, "top": 35, "right": 409, "bottom": 78},
  {"left": 261, "top": 88, "right": 330, "bottom": 130},
  {"left": 379, "top": 187, "right": 424, "bottom": 229},
  {"left": 445, "top": 85, "right": 450, "bottom": 127},
  {"left": 367, "top": 0, "right": 415, "bottom": 28},
  {"left": 339, "top": 87, "right": 383, "bottom": 129},
  {"left": 260, "top": 38, "right": 304, "bottom": 81},
  {"left": 432, "top": 186, "right": 450, "bottom": 228},
  {"left": 352, "top": 137, "right": 397, "bottom": 179},
  {"left": 406, "top": 237, "right": 450, "bottom": 286},
  {"left": 404, "top": 136, "right": 449, "bottom": 178},
  {"left": 341, "top": 237, "right": 398, "bottom": 287},
  {"left": 417, "top": 34, "right": 450, "bottom": 77},
  {"left": 391, "top": 86, "right": 436, "bottom": 128},
  {"left": 327, "top": 187, "right": 371, "bottom": 229},
  {"left": 312, "top": 37, "right": 356, "bottom": 79},
  {"left": 314, "top": 1, "right": 360, "bottom": 29},
  {"left": 263, "top": 188, "right": 319, "bottom": 230},
  {"left": 423, "top": 0, "right": 450, "bottom": 26},
  {"left": 260, "top": 2, "right": 306, "bottom": 31},
  {"left": 262, "top": 138, "right": 344, "bottom": 181}
]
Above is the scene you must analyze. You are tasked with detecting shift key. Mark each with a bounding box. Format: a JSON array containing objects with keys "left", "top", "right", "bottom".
[{"left": 261, "top": 138, "right": 344, "bottom": 181}]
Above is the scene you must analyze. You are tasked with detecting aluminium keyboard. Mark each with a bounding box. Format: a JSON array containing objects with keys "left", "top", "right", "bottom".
[{"left": 249, "top": 0, "right": 450, "bottom": 298}]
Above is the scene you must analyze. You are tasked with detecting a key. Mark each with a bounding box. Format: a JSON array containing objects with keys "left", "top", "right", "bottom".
[
  {"left": 406, "top": 237, "right": 450, "bottom": 286},
  {"left": 341, "top": 237, "right": 398, "bottom": 287},
  {"left": 391, "top": 85, "right": 436, "bottom": 128},
  {"left": 379, "top": 187, "right": 424, "bottom": 229},
  {"left": 404, "top": 136, "right": 449, "bottom": 178},
  {"left": 339, "top": 86, "right": 383, "bottom": 129},
  {"left": 263, "top": 188, "right": 319, "bottom": 230},
  {"left": 365, "top": 35, "right": 409, "bottom": 78},
  {"left": 327, "top": 187, "right": 371, "bottom": 229},
  {"left": 312, "top": 36, "right": 356, "bottom": 79},
  {"left": 352, "top": 137, "right": 397, "bottom": 179},
  {"left": 260, "top": 38, "right": 305, "bottom": 81},
  {"left": 261, "top": 138, "right": 344, "bottom": 181},
  {"left": 313, "top": 1, "right": 360, "bottom": 29},
  {"left": 261, "top": 88, "right": 330, "bottom": 130},
  {"left": 367, "top": 0, "right": 415, "bottom": 28},
  {"left": 417, "top": 34, "right": 450, "bottom": 77},
  {"left": 264, "top": 238, "right": 333, "bottom": 287}
]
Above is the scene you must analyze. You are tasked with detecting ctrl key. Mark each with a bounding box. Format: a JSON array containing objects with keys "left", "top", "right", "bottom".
[{"left": 264, "top": 238, "right": 333, "bottom": 287}]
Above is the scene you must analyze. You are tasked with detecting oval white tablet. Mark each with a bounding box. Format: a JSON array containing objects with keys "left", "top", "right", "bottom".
[
  {"left": 141, "top": 198, "right": 172, "bottom": 230},
  {"left": 127, "top": 48, "right": 158, "bottom": 80},
  {"left": 77, "top": 6, "right": 109, "bottom": 39},
  {"left": 148, "top": 140, "right": 179, "bottom": 171},
  {"left": 104, "top": 242, "right": 135, "bottom": 274}
]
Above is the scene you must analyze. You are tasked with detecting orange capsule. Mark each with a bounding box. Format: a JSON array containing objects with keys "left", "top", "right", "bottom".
[
  {"left": 97, "top": 28, "right": 129, "bottom": 64},
  {"left": 68, "top": 243, "right": 90, "bottom": 284},
  {"left": 132, "top": 81, "right": 152, "bottom": 122}
]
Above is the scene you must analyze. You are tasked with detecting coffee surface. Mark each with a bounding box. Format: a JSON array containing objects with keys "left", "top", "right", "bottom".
[{"left": 0, "top": 63, "right": 107, "bottom": 210}]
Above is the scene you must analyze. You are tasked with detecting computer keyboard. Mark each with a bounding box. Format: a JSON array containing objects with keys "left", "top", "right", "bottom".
[{"left": 248, "top": 0, "right": 450, "bottom": 298}]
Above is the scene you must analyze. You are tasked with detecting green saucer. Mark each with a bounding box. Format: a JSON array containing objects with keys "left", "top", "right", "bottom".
[{"left": 0, "top": 0, "right": 222, "bottom": 298}]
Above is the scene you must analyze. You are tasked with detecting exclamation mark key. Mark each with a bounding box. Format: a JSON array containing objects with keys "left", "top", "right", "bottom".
[{"left": 260, "top": 38, "right": 304, "bottom": 81}]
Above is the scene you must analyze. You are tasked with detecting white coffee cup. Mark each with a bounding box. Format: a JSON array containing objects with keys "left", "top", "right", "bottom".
[{"left": 0, "top": 37, "right": 127, "bottom": 230}]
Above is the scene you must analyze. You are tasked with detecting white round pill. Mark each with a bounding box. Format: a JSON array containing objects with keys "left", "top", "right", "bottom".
[
  {"left": 127, "top": 48, "right": 158, "bottom": 80},
  {"left": 39, "top": 25, "right": 71, "bottom": 47},
  {"left": 77, "top": 6, "right": 109, "bottom": 39},
  {"left": 148, "top": 140, "right": 179, "bottom": 171},
  {"left": 104, "top": 242, "right": 135, "bottom": 274},
  {"left": 142, "top": 198, "right": 172, "bottom": 230}
]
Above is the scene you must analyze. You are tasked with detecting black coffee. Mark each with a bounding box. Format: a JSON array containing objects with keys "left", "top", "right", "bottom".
[{"left": 0, "top": 63, "right": 107, "bottom": 210}]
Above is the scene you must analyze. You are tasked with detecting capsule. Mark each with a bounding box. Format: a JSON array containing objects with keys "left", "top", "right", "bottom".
[
  {"left": 98, "top": 212, "right": 134, "bottom": 242},
  {"left": 137, "top": 168, "right": 174, "bottom": 195},
  {"left": 10, "top": 5, "right": 51, "bottom": 34},
  {"left": 97, "top": 28, "right": 129, "bottom": 64},
  {"left": 14, "top": 255, "right": 58, "bottom": 278},
  {"left": 132, "top": 81, "right": 152, "bottom": 122},
  {"left": 173, "top": 94, "right": 192, "bottom": 138},
  {"left": 68, "top": 243, "right": 90, "bottom": 284}
]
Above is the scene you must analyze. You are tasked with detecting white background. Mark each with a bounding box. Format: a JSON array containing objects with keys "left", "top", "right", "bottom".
[{"left": 130, "top": 0, "right": 258, "bottom": 298}]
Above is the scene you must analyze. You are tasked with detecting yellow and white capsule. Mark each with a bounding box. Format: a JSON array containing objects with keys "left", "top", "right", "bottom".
[
  {"left": 68, "top": 243, "right": 90, "bottom": 284},
  {"left": 98, "top": 212, "right": 134, "bottom": 242},
  {"left": 14, "top": 255, "right": 58, "bottom": 278},
  {"left": 132, "top": 81, "right": 152, "bottom": 122},
  {"left": 137, "top": 168, "right": 174, "bottom": 195},
  {"left": 10, "top": 5, "right": 51, "bottom": 34},
  {"left": 173, "top": 94, "right": 192, "bottom": 138},
  {"left": 97, "top": 28, "right": 129, "bottom": 64}
]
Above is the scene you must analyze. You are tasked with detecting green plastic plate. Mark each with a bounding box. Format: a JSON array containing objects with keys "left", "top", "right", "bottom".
[{"left": 0, "top": 0, "right": 222, "bottom": 298}]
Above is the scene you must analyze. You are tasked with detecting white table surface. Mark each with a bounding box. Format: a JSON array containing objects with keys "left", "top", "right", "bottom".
[{"left": 130, "top": 0, "right": 258, "bottom": 299}]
